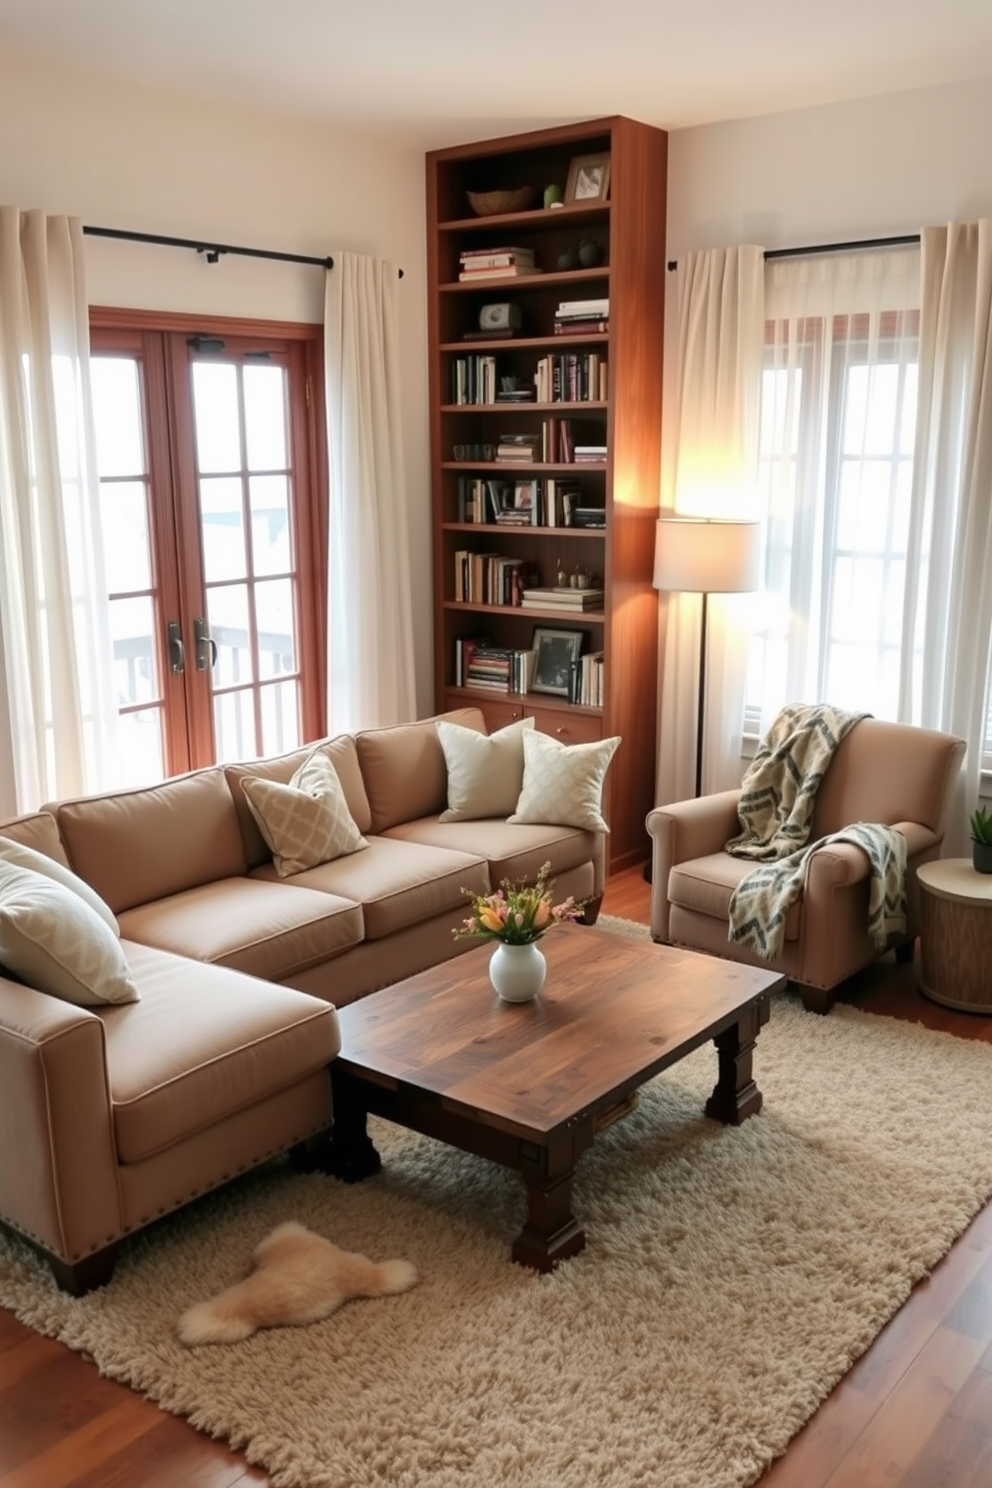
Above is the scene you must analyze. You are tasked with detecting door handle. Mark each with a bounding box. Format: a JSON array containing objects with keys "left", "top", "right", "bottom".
[
  {"left": 194, "top": 616, "right": 218, "bottom": 671},
  {"left": 167, "top": 620, "right": 185, "bottom": 675}
]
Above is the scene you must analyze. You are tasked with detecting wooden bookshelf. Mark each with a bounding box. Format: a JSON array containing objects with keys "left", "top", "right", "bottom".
[{"left": 426, "top": 117, "right": 668, "bottom": 871}]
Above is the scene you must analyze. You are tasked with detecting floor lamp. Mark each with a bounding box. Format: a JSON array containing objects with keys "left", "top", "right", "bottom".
[{"left": 653, "top": 516, "right": 762, "bottom": 798}]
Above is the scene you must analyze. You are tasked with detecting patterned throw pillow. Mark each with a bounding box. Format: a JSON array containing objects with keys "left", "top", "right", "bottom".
[
  {"left": 437, "top": 717, "right": 535, "bottom": 821},
  {"left": 0, "top": 834, "right": 120, "bottom": 935},
  {"left": 508, "top": 729, "right": 621, "bottom": 833},
  {"left": 241, "top": 748, "right": 368, "bottom": 877},
  {"left": 0, "top": 861, "right": 139, "bottom": 1006}
]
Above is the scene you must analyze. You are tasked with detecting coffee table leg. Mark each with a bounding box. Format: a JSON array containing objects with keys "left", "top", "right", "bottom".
[
  {"left": 322, "top": 1071, "right": 382, "bottom": 1182},
  {"left": 511, "top": 1137, "right": 586, "bottom": 1272},
  {"left": 705, "top": 995, "right": 770, "bottom": 1125}
]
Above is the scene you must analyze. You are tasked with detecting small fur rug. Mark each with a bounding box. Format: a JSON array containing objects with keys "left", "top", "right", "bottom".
[{"left": 177, "top": 1221, "right": 418, "bottom": 1346}]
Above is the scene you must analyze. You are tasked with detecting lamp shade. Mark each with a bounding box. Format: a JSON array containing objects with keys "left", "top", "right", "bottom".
[{"left": 652, "top": 517, "right": 762, "bottom": 595}]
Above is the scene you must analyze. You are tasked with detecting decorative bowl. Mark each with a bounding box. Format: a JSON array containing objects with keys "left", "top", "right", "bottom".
[{"left": 467, "top": 187, "right": 537, "bottom": 217}]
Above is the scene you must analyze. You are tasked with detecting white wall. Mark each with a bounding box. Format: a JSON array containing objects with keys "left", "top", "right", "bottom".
[{"left": 0, "top": 40, "right": 435, "bottom": 715}]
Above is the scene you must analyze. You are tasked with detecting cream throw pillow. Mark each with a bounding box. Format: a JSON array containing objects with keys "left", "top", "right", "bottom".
[
  {"left": 241, "top": 748, "right": 368, "bottom": 877},
  {"left": 508, "top": 729, "right": 621, "bottom": 833},
  {"left": 437, "top": 716, "right": 535, "bottom": 821},
  {"left": 0, "top": 834, "right": 120, "bottom": 935},
  {"left": 0, "top": 861, "right": 139, "bottom": 1006}
]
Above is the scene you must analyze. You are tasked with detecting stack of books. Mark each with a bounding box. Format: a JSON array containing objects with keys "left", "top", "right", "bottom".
[
  {"left": 495, "top": 433, "right": 540, "bottom": 464},
  {"left": 458, "top": 247, "right": 542, "bottom": 282},
  {"left": 574, "top": 444, "right": 607, "bottom": 463},
  {"left": 458, "top": 642, "right": 538, "bottom": 694},
  {"left": 554, "top": 298, "right": 610, "bottom": 335},
  {"left": 520, "top": 586, "right": 605, "bottom": 612}
]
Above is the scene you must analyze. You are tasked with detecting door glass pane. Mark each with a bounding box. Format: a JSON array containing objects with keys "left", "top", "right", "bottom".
[
  {"left": 100, "top": 481, "right": 152, "bottom": 592},
  {"left": 117, "top": 709, "right": 165, "bottom": 786},
  {"left": 199, "top": 476, "right": 247, "bottom": 581},
  {"left": 208, "top": 584, "right": 253, "bottom": 686},
  {"left": 249, "top": 475, "right": 291, "bottom": 575},
  {"left": 91, "top": 358, "right": 145, "bottom": 476},
  {"left": 255, "top": 578, "right": 296, "bottom": 679},
  {"left": 192, "top": 362, "right": 241, "bottom": 473},
  {"left": 110, "top": 596, "right": 159, "bottom": 706},
  {"left": 260, "top": 680, "right": 300, "bottom": 757},
  {"left": 214, "top": 688, "right": 257, "bottom": 763},
  {"left": 244, "top": 363, "right": 287, "bottom": 470}
]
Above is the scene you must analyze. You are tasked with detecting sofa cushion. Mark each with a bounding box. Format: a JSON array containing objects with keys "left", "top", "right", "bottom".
[
  {"left": 385, "top": 817, "right": 597, "bottom": 893},
  {"left": 118, "top": 878, "right": 364, "bottom": 981},
  {"left": 509, "top": 730, "right": 620, "bottom": 833},
  {"left": 437, "top": 717, "right": 535, "bottom": 822},
  {"left": 226, "top": 734, "right": 372, "bottom": 868},
  {"left": 103, "top": 941, "right": 340, "bottom": 1164},
  {"left": 51, "top": 768, "right": 247, "bottom": 914},
  {"left": 0, "top": 834, "right": 119, "bottom": 934},
  {"left": 356, "top": 708, "right": 487, "bottom": 833},
  {"left": 0, "top": 811, "right": 68, "bottom": 863},
  {"left": 241, "top": 750, "right": 368, "bottom": 877},
  {"left": 668, "top": 852, "right": 802, "bottom": 943},
  {"left": 0, "top": 862, "right": 139, "bottom": 1006},
  {"left": 251, "top": 836, "right": 489, "bottom": 941}
]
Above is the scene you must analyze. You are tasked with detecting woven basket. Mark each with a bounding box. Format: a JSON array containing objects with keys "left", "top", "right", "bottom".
[{"left": 467, "top": 186, "right": 537, "bottom": 217}]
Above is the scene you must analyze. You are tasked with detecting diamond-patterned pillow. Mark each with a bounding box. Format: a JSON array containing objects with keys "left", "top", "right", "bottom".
[
  {"left": 0, "top": 861, "right": 139, "bottom": 1006},
  {"left": 241, "top": 749, "right": 368, "bottom": 877},
  {"left": 508, "top": 729, "right": 621, "bottom": 833}
]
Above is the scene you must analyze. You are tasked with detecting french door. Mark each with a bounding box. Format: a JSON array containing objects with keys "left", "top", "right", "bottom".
[{"left": 89, "top": 312, "right": 326, "bottom": 783}]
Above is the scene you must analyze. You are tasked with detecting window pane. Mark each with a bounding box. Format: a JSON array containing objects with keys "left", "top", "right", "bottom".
[
  {"left": 260, "top": 680, "right": 300, "bottom": 757},
  {"left": 214, "top": 688, "right": 257, "bottom": 763},
  {"left": 110, "top": 596, "right": 159, "bottom": 706},
  {"left": 244, "top": 363, "right": 288, "bottom": 471},
  {"left": 91, "top": 357, "right": 145, "bottom": 476},
  {"left": 255, "top": 578, "right": 296, "bottom": 679},
  {"left": 100, "top": 481, "right": 151, "bottom": 592},
  {"left": 117, "top": 709, "right": 165, "bottom": 786},
  {"left": 208, "top": 584, "right": 253, "bottom": 686},
  {"left": 249, "top": 475, "right": 292, "bottom": 575},
  {"left": 199, "top": 477, "right": 247, "bottom": 581},
  {"left": 192, "top": 362, "right": 241, "bottom": 473}
]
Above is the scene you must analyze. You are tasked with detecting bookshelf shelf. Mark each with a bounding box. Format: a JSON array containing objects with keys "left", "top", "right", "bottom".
[{"left": 427, "top": 116, "right": 667, "bottom": 871}]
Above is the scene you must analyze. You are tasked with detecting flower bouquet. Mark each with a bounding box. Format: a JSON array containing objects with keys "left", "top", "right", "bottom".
[{"left": 453, "top": 861, "right": 585, "bottom": 946}]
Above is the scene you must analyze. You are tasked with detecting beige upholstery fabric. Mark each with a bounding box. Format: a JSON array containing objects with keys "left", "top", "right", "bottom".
[
  {"left": 226, "top": 735, "right": 372, "bottom": 868},
  {"left": 0, "top": 812, "right": 69, "bottom": 863},
  {"left": 0, "top": 834, "right": 119, "bottom": 934},
  {"left": 509, "top": 730, "right": 620, "bottom": 833},
  {"left": 385, "top": 816, "right": 602, "bottom": 897},
  {"left": 241, "top": 750, "right": 368, "bottom": 877},
  {"left": 0, "top": 862, "right": 139, "bottom": 1006},
  {"left": 356, "top": 708, "right": 487, "bottom": 832},
  {"left": 438, "top": 716, "right": 535, "bottom": 821}
]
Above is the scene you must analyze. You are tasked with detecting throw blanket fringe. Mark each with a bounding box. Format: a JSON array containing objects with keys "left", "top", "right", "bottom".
[{"left": 728, "top": 822, "right": 908, "bottom": 961}]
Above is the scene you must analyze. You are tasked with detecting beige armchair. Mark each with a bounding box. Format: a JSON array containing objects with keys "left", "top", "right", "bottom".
[{"left": 647, "top": 719, "right": 966, "bottom": 1013}]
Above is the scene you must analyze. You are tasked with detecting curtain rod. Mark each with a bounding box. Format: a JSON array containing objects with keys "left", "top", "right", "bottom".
[
  {"left": 82, "top": 224, "right": 404, "bottom": 277},
  {"left": 666, "top": 232, "right": 920, "bottom": 272}
]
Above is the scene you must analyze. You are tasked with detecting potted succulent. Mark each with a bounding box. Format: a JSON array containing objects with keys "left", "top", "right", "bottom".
[{"left": 969, "top": 806, "right": 992, "bottom": 874}]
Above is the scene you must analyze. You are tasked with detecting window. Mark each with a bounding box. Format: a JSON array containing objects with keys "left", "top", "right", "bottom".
[{"left": 89, "top": 312, "right": 326, "bottom": 783}]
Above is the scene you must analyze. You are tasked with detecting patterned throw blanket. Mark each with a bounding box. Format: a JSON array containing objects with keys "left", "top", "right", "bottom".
[{"left": 726, "top": 704, "right": 907, "bottom": 960}]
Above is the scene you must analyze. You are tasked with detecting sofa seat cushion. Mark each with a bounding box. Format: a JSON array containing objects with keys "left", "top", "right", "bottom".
[
  {"left": 102, "top": 942, "right": 340, "bottom": 1164},
  {"left": 251, "top": 836, "right": 488, "bottom": 941},
  {"left": 668, "top": 853, "right": 802, "bottom": 943},
  {"left": 118, "top": 878, "right": 363, "bottom": 980},
  {"left": 384, "top": 817, "right": 597, "bottom": 894}
]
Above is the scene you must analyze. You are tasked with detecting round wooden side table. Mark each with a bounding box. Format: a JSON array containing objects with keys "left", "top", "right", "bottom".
[{"left": 917, "top": 858, "right": 992, "bottom": 1013}]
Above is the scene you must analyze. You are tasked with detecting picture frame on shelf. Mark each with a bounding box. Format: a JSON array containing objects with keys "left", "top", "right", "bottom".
[
  {"left": 564, "top": 153, "right": 611, "bottom": 205},
  {"left": 514, "top": 478, "right": 538, "bottom": 512},
  {"left": 530, "top": 627, "right": 584, "bottom": 697}
]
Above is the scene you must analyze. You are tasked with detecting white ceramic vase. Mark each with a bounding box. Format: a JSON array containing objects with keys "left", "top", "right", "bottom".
[{"left": 489, "top": 940, "right": 547, "bottom": 1003}]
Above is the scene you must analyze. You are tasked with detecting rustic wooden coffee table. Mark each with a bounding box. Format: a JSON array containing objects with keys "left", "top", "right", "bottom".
[{"left": 325, "top": 925, "right": 785, "bottom": 1270}]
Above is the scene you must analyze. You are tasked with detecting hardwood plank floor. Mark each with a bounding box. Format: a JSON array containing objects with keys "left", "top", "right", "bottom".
[{"left": 2, "top": 864, "right": 990, "bottom": 1486}]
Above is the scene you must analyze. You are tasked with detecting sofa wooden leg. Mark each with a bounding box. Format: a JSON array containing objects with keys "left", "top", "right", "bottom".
[
  {"left": 798, "top": 986, "right": 835, "bottom": 1016},
  {"left": 47, "top": 1244, "right": 118, "bottom": 1296},
  {"left": 895, "top": 939, "right": 916, "bottom": 965},
  {"left": 580, "top": 894, "right": 603, "bottom": 926}
]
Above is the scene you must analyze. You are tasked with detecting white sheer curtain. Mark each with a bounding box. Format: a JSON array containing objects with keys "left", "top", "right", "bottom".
[
  {"left": 0, "top": 208, "right": 118, "bottom": 814},
  {"left": 656, "top": 246, "right": 765, "bottom": 806},
  {"left": 324, "top": 252, "right": 416, "bottom": 733},
  {"left": 901, "top": 222, "right": 992, "bottom": 852},
  {"left": 746, "top": 246, "right": 922, "bottom": 733}
]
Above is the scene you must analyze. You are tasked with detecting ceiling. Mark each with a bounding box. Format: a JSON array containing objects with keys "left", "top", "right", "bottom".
[{"left": 1, "top": 0, "right": 991, "bottom": 148}]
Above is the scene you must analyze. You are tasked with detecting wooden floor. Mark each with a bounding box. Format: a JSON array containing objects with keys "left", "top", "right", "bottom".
[{"left": 3, "top": 865, "right": 992, "bottom": 1486}]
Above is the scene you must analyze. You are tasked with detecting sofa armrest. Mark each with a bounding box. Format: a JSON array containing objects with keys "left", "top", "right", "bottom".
[
  {"left": 0, "top": 979, "right": 122, "bottom": 1264},
  {"left": 647, "top": 791, "right": 742, "bottom": 942}
]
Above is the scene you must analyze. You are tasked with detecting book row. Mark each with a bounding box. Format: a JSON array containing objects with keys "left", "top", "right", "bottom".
[
  {"left": 453, "top": 551, "right": 540, "bottom": 607},
  {"left": 456, "top": 475, "right": 602, "bottom": 528},
  {"left": 449, "top": 353, "right": 607, "bottom": 406}
]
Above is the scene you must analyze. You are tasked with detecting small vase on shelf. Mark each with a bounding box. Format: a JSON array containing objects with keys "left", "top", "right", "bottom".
[{"left": 489, "top": 941, "right": 547, "bottom": 1003}]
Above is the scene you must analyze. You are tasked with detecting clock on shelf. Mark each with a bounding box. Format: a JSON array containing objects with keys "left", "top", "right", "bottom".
[{"left": 479, "top": 302, "right": 522, "bottom": 333}]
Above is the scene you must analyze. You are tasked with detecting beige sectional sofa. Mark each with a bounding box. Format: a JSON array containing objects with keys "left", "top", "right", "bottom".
[{"left": 0, "top": 708, "right": 604, "bottom": 1292}]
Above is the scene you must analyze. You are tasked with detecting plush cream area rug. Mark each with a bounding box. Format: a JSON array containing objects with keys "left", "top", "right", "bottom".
[{"left": 4, "top": 919, "right": 992, "bottom": 1488}]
